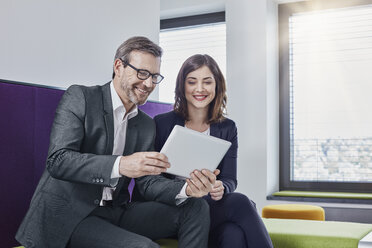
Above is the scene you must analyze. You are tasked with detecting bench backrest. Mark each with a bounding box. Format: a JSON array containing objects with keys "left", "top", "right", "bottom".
[{"left": 0, "top": 80, "right": 172, "bottom": 247}]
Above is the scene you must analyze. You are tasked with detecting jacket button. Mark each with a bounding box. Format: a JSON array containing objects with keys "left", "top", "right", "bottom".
[{"left": 94, "top": 199, "right": 100, "bottom": 205}]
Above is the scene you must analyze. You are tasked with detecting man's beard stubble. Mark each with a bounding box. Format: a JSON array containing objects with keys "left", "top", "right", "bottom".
[{"left": 121, "top": 81, "right": 149, "bottom": 106}]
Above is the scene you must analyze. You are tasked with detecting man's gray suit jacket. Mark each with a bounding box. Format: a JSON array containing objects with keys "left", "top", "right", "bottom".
[{"left": 15, "top": 82, "right": 185, "bottom": 248}]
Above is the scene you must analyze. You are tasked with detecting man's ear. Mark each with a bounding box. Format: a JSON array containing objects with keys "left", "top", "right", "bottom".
[{"left": 113, "top": 59, "right": 123, "bottom": 78}]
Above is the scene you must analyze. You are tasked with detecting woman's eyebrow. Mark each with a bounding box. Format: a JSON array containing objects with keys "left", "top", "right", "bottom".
[
  {"left": 186, "top": 76, "right": 213, "bottom": 80},
  {"left": 186, "top": 76, "right": 197, "bottom": 80}
]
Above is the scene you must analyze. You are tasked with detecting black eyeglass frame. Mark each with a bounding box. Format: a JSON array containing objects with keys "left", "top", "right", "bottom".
[{"left": 120, "top": 59, "right": 164, "bottom": 84}]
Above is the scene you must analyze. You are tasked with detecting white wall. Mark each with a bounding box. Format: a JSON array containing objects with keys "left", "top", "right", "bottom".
[
  {"left": 0, "top": 0, "right": 160, "bottom": 100},
  {"left": 226, "top": 0, "right": 279, "bottom": 212},
  {"left": 160, "top": 0, "right": 225, "bottom": 19},
  {"left": 160, "top": 0, "right": 280, "bottom": 212},
  {"left": 266, "top": 0, "right": 280, "bottom": 203}
]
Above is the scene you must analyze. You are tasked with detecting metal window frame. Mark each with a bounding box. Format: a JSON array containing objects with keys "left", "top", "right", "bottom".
[
  {"left": 160, "top": 12, "right": 225, "bottom": 30},
  {"left": 279, "top": 0, "right": 372, "bottom": 193}
]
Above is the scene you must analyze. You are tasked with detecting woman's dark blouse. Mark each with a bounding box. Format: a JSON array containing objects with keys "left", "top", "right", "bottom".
[{"left": 154, "top": 111, "right": 238, "bottom": 193}]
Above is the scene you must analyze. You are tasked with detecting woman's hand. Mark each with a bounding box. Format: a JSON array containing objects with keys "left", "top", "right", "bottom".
[
  {"left": 210, "top": 180, "right": 224, "bottom": 201},
  {"left": 186, "top": 169, "right": 220, "bottom": 198}
]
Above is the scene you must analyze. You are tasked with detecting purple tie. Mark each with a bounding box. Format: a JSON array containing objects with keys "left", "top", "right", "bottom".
[{"left": 128, "top": 178, "right": 135, "bottom": 202}]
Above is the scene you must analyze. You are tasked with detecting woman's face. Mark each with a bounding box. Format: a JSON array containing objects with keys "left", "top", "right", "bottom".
[{"left": 184, "top": 65, "right": 216, "bottom": 112}]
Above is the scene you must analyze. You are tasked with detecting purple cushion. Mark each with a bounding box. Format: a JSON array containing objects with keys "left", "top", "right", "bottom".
[
  {"left": 0, "top": 80, "right": 172, "bottom": 247},
  {"left": 139, "top": 100, "right": 173, "bottom": 118}
]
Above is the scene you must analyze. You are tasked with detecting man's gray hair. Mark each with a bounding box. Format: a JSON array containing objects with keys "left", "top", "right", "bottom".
[{"left": 112, "top": 36, "right": 163, "bottom": 79}]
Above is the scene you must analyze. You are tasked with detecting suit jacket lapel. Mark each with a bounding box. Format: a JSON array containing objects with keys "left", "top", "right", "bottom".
[
  {"left": 102, "top": 82, "right": 114, "bottom": 155},
  {"left": 113, "top": 115, "right": 139, "bottom": 205},
  {"left": 210, "top": 122, "right": 221, "bottom": 138},
  {"left": 174, "top": 112, "right": 185, "bottom": 127},
  {"left": 123, "top": 117, "right": 138, "bottom": 156}
]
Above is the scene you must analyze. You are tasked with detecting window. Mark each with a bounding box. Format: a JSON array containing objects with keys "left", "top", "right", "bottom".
[
  {"left": 159, "top": 12, "right": 226, "bottom": 103},
  {"left": 280, "top": 0, "right": 372, "bottom": 192}
]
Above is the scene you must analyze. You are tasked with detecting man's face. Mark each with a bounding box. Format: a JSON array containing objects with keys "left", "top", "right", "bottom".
[{"left": 115, "top": 50, "right": 160, "bottom": 108}]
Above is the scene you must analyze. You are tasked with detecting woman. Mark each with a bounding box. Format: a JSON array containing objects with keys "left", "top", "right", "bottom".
[{"left": 154, "top": 54, "right": 273, "bottom": 248}]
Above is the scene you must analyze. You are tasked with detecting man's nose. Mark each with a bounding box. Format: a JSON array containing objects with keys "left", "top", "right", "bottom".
[{"left": 143, "top": 77, "right": 153, "bottom": 88}]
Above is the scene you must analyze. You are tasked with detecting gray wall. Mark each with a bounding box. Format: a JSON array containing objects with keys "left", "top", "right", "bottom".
[
  {"left": 0, "top": 0, "right": 160, "bottom": 100},
  {"left": 226, "top": 0, "right": 279, "bottom": 212}
]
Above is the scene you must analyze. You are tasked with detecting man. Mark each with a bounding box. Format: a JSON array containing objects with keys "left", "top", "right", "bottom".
[{"left": 16, "top": 36, "right": 216, "bottom": 248}]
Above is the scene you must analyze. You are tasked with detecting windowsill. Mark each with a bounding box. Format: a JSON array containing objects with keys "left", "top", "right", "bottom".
[{"left": 267, "top": 191, "right": 372, "bottom": 205}]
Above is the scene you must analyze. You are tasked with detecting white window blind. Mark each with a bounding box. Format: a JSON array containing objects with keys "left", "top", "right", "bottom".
[
  {"left": 290, "top": 4, "right": 372, "bottom": 182},
  {"left": 159, "top": 23, "right": 226, "bottom": 103}
]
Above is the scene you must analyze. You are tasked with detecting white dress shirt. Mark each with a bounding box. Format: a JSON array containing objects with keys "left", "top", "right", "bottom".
[
  {"left": 100, "top": 82, "right": 138, "bottom": 204},
  {"left": 101, "top": 82, "right": 188, "bottom": 205}
]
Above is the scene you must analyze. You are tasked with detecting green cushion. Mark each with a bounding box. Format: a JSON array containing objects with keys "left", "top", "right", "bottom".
[
  {"left": 14, "top": 240, "right": 178, "bottom": 248},
  {"left": 156, "top": 238, "right": 178, "bottom": 248},
  {"left": 16, "top": 219, "right": 372, "bottom": 248},
  {"left": 273, "top": 191, "right": 372, "bottom": 200},
  {"left": 263, "top": 218, "right": 372, "bottom": 248}
]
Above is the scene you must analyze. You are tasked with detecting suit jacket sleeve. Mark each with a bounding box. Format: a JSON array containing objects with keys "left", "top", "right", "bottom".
[
  {"left": 217, "top": 122, "right": 238, "bottom": 194},
  {"left": 154, "top": 115, "right": 170, "bottom": 152},
  {"left": 46, "top": 85, "right": 116, "bottom": 186}
]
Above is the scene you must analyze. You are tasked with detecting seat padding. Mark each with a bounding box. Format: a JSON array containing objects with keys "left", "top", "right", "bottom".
[{"left": 263, "top": 218, "right": 372, "bottom": 248}]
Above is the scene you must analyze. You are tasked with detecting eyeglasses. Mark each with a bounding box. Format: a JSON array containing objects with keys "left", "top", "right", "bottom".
[{"left": 120, "top": 59, "right": 164, "bottom": 84}]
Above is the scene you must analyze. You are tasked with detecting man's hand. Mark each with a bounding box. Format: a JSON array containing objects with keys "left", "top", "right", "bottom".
[
  {"left": 210, "top": 180, "right": 224, "bottom": 201},
  {"left": 186, "top": 169, "right": 220, "bottom": 198},
  {"left": 119, "top": 152, "right": 170, "bottom": 178}
]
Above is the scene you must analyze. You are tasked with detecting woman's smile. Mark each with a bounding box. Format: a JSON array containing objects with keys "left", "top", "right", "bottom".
[{"left": 193, "top": 94, "right": 209, "bottom": 101}]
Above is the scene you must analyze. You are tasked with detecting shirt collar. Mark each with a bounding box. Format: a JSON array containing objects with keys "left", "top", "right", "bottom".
[{"left": 110, "top": 81, "right": 138, "bottom": 121}]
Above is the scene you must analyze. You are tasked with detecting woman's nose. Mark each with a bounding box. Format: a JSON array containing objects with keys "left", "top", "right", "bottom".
[{"left": 196, "top": 82, "right": 204, "bottom": 91}]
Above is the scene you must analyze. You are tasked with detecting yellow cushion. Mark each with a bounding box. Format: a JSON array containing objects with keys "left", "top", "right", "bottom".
[{"left": 262, "top": 204, "right": 325, "bottom": 221}]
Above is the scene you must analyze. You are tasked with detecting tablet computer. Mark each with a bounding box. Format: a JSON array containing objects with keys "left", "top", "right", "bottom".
[{"left": 160, "top": 125, "right": 232, "bottom": 178}]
